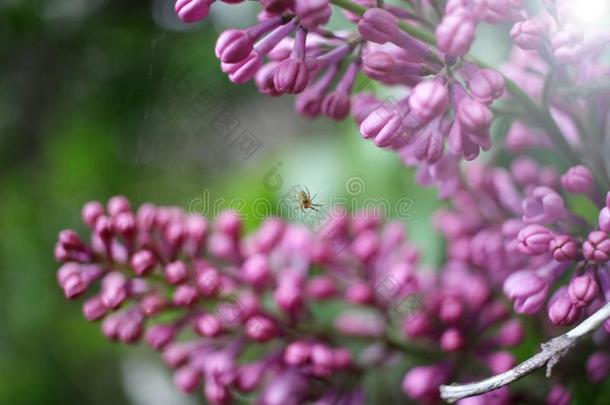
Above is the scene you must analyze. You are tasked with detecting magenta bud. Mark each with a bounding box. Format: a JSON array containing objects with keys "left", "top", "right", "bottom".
[
  {"left": 236, "top": 363, "right": 264, "bottom": 392},
  {"left": 402, "top": 311, "right": 433, "bottom": 337},
  {"left": 274, "top": 280, "right": 303, "bottom": 314},
  {"left": 101, "top": 272, "right": 128, "bottom": 309},
  {"left": 486, "top": 351, "right": 515, "bottom": 374},
  {"left": 546, "top": 384, "right": 571, "bottom": 405},
  {"left": 583, "top": 230, "right": 610, "bottom": 263},
  {"left": 495, "top": 319, "right": 524, "bottom": 347},
  {"left": 215, "top": 29, "right": 253, "bottom": 64},
  {"left": 174, "top": 366, "right": 202, "bottom": 393},
  {"left": 94, "top": 216, "right": 114, "bottom": 241},
  {"left": 140, "top": 294, "right": 166, "bottom": 316},
  {"left": 438, "top": 296, "right": 464, "bottom": 325},
  {"left": 522, "top": 186, "right": 566, "bottom": 224},
  {"left": 101, "top": 313, "right": 121, "bottom": 340},
  {"left": 503, "top": 270, "right": 548, "bottom": 314},
  {"left": 295, "top": 0, "right": 331, "bottom": 29},
  {"left": 145, "top": 324, "right": 176, "bottom": 350},
  {"left": 587, "top": 352, "right": 610, "bottom": 383},
  {"left": 131, "top": 250, "right": 157, "bottom": 276},
  {"left": 548, "top": 289, "right": 581, "bottom": 325},
  {"left": 173, "top": 285, "right": 199, "bottom": 307},
  {"left": 83, "top": 296, "right": 108, "bottom": 321},
  {"left": 332, "top": 347, "right": 352, "bottom": 370},
  {"left": 467, "top": 68, "right": 504, "bottom": 104},
  {"left": 568, "top": 274, "right": 598, "bottom": 307},
  {"left": 549, "top": 235, "right": 579, "bottom": 262},
  {"left": 518, "top": 224, "right": 554, "bottom": 255},
  {"left": 204, "top": 378, "right": 231, "bottom": 405},
  {"left": 511, "top": 20, "right": 545, "bottom": 50},
  {"left": 117, "top": 311, "right": 144, "bottom": 343},
  {"left": 175, "top": 0, "right": 211, "bottom": 23},
  {"left": 216, "top": 210, "right": 242, "bottom": 238},
  {"left": 307, "top": 276, "right": 337, "bottom": 300},
  {"left": 360, "top": 106, "right": 404, "bottom": 147},
  {"left": 225, "top": 51, "right": 263, "bottom": 84},
  {"left": 409, "top": 80, "right": 449, "bottom": 124},
  {"left": 440, "top": 327, "right": 465, "bottom": 352},
  {"left": 401, "top": 365, "right": 447, "bottom": 402},
  {"left": 245, "top": 315, "right": 277, "bottom": 342},
  {"left": 358, "top": 8, "right": 398, "bottom": 44},
  {"left": 311, "top": 343, "right": 334, "bottom": 377},
  {"left": 599, "top": 207, "right": 610, "bottom": 233},
  {"left": 242, "top": 254, "right": 271, "bottom": 288},
  {"left": 165, "top": 261, "right": 189, "bottom": 285},
  {"left": 162, "top": 343, "right": 190, "bottom": 368},
  {"left": 107, "top": 195, "right": 131, "bottom": 217},
  {"left": 195, "top": 313, "right": 223, "bottom": 337},
  {"left": 561, "top": 165, "right": 594, "bottom": 195},
  {"left": 82, "top": 201, "right": 104, "bottom": 227},
  {"left": 436, "top": 12, "right": 475, "bottom": 57},
  {"left": 345, "top": 282, "right": 374, "bottom": 304},
  {"left": 284, "top": 340, "right": 311, "bottom": 366},
  {"left": 273, "top": 59, "right": 309, "bottom": 94},
  {"left": 195, "top": 263, "right": 221, "bottom": 297},
  {"left": 457, "top": 98, "right": 492, "bottom": 135},
  {"left": 321, "top": 91, "right": 351, "bottom": 121}
]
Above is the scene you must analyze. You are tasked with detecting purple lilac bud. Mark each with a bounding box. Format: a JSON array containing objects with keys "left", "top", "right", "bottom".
[
  {"left": 295, "top": 0, "right": 331, "bottom": 30},
  {"left": 599, "top": 206, "right": 610, "bottom": 233},
  {"left": 307, "top": 276, "right": 337, "bottom": 300},
  {"left": 587, "top": 352, "right": 610, "bottom": 383},
  {"left": 548, "top": 288, "right": 581, "bottom": 326},
  {"left": 274, "top": 29, "right": 309, "bottom": 94},
  {"left": 216, "top": 30, "right": 254, "bottom": 64},
  {"left": 284, "top": 340, "right": 311, "bottom": 365},
  {"left": 503, "top": 270, "right": 548, "bottom": 314},
  {"left": 511, "top": 20, "right": 546, "bottom": 50},
  {"left": 486, "top": 351, "right": 515, "bottom": 374},
  {"left": 409, "top": 80, "right": 449, "bottom": 124},
  {"left": 175, "top": 0, "right": 212, "bottom": 23},
  {"left": 174, "top": 365, "right": 202, "bottom": 393},
  {"left": 467, "top": 68, "right": 505, "bottom": 105},
  {"left": 145, "top": 324, "right": 176, "bottom": 350},
  {"left": 401, "top": 365, "right": 447, "bottom": 402},
  {"left": 568, "top": 274, "right": 599, "bottom": 307},
  {"left": 436, "top": 12, "right": 476, "bottom": 57},
  {"left": 165, "top": 261, "right": 189, "bottom": 284},
  {"left": 358, "top": 8, "right": 398, "bottom": 44},
  {"left": 83, "top": 296, "right": 108, "bottom": 321},
  {"left": 360, "top": 105, "right": 405, "bottom": 147},
  {"left": 195, "top": 313, "right": 223, "bottom": 337},
  {"left": 549, "top": 235, "right": 579, "bottom": 262},
  {"left": 522, "top": 186, "right": 566, "bottom": 224},
  {"left": 583, "top": 231, "right": 610, "bottom": 263},
  {"left": 517, "top": 224, "right": 553, "bottom": 255},
  {"left": 457, "top": 98, "right": 492, "bottom": 135},
  {"left": 546, "top": 384, "right": 571, "bottom": 405},
  {"left": 82, "top": 201, "right": 104, "bottom": 227},
  {"left": 246, "top": 315, "right": 277, "bottom": 342},
  {"left": 242, "top": 254, "right": 271, "bottom": 288},
  {"left": 440, "top": 328, "right": 465, "bottom": 352},
  {"left": 321, "top": 62, "right": 359, "bottom": 121},
  {"left": 131, "top": 250, "right": 157, "bottom": 276},
  {"left": 100, "top": 272, "right": 127, "bottom": 309},
  {"left": 561, "top": 165, "right": 594, "bottom": 195}
]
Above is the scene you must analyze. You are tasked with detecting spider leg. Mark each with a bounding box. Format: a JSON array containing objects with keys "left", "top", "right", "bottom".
[{"left": 305, "top": 186, "right": 311, "bottom": 199}]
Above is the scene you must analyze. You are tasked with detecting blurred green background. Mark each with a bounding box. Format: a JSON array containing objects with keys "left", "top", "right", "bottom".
[{"left": 0, "top": 1, "right": 442, "bottom": 404}]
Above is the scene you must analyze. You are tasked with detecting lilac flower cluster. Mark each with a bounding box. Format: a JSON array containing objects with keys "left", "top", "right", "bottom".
[
  {"left": 53, "top": 0, "right": 610, "bottom": 403},
  {"left": 55, "top": 196, "right": 443, "bottom": 404}
]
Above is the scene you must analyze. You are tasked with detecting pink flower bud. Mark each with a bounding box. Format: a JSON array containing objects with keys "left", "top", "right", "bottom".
[
  {"left": 332, "top": 347, "right": 352, "bottom": 370},
  {"left": 587, "top": 352, "right": 610, "bottom": 383},
  {"left": 522, "top": 186, "right": 566, "bottom": 224},
  {"left": 548, "top": 288, "right": 581, "bottom": 325},
  {"left": 224, "top": 51, "right": 263, "bottom": 84},
  {"left": 436, "top": 12, "right": 476, "bottom": 57},
  {"left": 517, "top": 224, "right": 553, "bottom": 255},
  {"left": 321, "top": 91, "right": 351, "bottom": 121},
  {"left": 242, "top": 254, "right": 271, "bottom": 288},
  {"left": 457, "top": 98, "right": 492, "bottom": 135},
  {"left": 409, "top": 80, "right": 449, "bottom": 124},
  {"left": 215, "top": 29, "right": 253, "bottom": 64},
  {"left": 273, "top": 58, "right": 309, "bottom": 94},
  {"left": 438, "top": 296, "right": 464, "bottom": 324},
  {"left": 568, "top": 274, "right": 599, "bottom": 307},
  {"left": 245, "top": 315, "right": 277, "bottom": 342},
  {"left": 402, "top": 365, "right": 447, "bottom": 402},
  {"left": 360, "top": 106, "right": 404, "bottom": 147},
  {"left": 467, "top": 68, "right": 505, "bottom": 104},
  {"left": 503, "top": 270, "right": 548, "bottom": 314},
  {"left": 561, "top": 165, "right": 594, "bottom": 195},
  {"left": 311, "top": 343, "right": 334, "bottom": 377},
  {"left": 549, "top": 235, "right": 579, "bottom": 262},
  {"left": 173, "top": 285, "right": 199, "bottom": 307},
  {"left": 511, "top": 20, "right": 545, "bottom": 50},
  {"left": 140, "top": 294, "right": 166, "bottom": 316},
  {"left": 82, "top": 201, "right": 104, "bottom": 227},
  {"left": 145, "top": 324, "right": 176, "bottom": 350},
  {"left": 306, "top": 275, "right": 337, "bottom": 300},
  {"left": 358, "top": 8, "right": 398, "bottom": 44},
  {"left": 175, "top": 0, "right": 211, "bottom": 23},
  {"left": 295, "top": 0, "right": 332, "bottom": 29},
  {"left": 195, "top": 313, "right": 223, "bottom": 337},
  {"left": 345, "top": 282, "right": 374, "bottom": 304},
  {"left": 107, "top": 195, "right": 130, "bottom": 217},
  {"left": 583, "top": 230, "right": 610, "bottom": 263},
  {"left": 174, "top": 366, "right": 202, "bottom": 393},
  {"left": 162, "top": 343, "right": 190, "bottom": 368},
  {"left": 546, "top": 384, "right": 571, "bottom": 405},
  {"left": 440, "top": 327, "right": 465, "bottom": 352},
  {"left": 284, "top": 341, "right": 311, "bottom": 365},
  {"left": 101, "top": 272, "right": 128, "bottom": 309},
  {"left": 195, "top": 263, "right": 221, "bottom": 297},
  {"left": 599, "top": 207, "right": 610, "bottom": 233},
  {"left": 131, "top": 250, "right": 157, "bottom": 276},
  {"left": 83, "top": 296, "right": 108, "bottom": 321},
  {"left": 165, "top": 261, "right": 189, "bottom": 285}
]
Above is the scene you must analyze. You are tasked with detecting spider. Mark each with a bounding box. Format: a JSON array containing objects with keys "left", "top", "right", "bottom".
[{"left": 294, "top": 186, "right": 322, "bottom": 212}]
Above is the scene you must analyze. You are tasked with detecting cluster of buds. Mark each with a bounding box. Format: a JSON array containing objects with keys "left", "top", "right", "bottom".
[{"left": 55, "top": 196, "right": 445, "bottom": 403}]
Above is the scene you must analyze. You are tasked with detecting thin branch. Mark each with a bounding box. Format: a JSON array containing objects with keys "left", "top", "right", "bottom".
[{"left": 440, "top": 301, "right": 610, "bottom": 403}]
